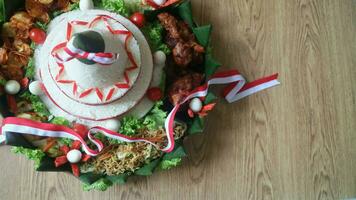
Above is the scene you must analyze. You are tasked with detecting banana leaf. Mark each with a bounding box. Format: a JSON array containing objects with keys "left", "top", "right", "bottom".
[{"left": 0, "top": 0, "right": 25, "bottom": 23}]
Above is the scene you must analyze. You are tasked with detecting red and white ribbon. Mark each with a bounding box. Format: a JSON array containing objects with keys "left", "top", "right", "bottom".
[
  {"left": 0, "top": 70, "right": 279, "bottom": 154},
  {"left": 0, "top": 117, "right": 169, "bottom": 156},
  {"left": 162, "top": 70, "right": 280, "bottom": 152},
  {"left": 52, "top": 40, "right": 119, "bottom": 65}
]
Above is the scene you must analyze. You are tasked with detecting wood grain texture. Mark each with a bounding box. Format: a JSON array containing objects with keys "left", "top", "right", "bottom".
[{"left": 0, "top": 0, "right": 355, "bottom": 199}]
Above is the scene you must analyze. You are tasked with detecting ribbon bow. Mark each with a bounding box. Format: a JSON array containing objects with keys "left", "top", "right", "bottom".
[{"left": 52, "top": 40, "right": 119, "bottom": 65}]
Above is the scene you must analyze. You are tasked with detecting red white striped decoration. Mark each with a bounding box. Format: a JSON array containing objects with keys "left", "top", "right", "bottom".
[
  {"left": 53, "top": 41, "right": 119, "bottom": 65},
  {"left": 0, "top": 70, "right": 279, "bottom": 154}
]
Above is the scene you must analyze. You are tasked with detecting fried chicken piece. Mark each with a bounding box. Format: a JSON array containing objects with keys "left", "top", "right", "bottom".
[
  {"left": 37, "top": 12, "right": 50, "bottom": 23},
  {"left": 9, "top": 12, "right": 33, "bottom": 39},
  {"left": 0, "top": 48, "right": 9, "bottom": 65},
  {"left": 173, "top": 42, "right": 193, "bottom": 67},
  {"left": 7, "top": 51, "right": 30, "bottom": 67},
  {"left": 10, "top": 12, "right": 33, "bottom": 30},
  {"left": 13, "top": 39, "right": 32, "bottom": 56},
  {"left": 1, "top": 64, "right": 24, "bottom": 82},
  {"left": 26, "top": 0, "right": 48, "bottom": 18},
  {"left": 158, "top": 12, "right": 205, "bottom": 68},
  {"left": 1, "top": 23, "right": 16, "bottom": 38},
  {"left": 169, "top": 73, "right": 204, "bottom": 105},
  {"left": 53, "top": 0, "right": 71, "bottom": 11},
  {"left": 158, "top": 13, "right": 181, "bottom": 40}
]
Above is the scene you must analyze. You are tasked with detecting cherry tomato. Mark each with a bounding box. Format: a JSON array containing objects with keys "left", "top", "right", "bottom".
[
  {"left": 20, "top": 77, "right": 29, "bottom": 88},
  {"left": 147, "top": 87, "right": 162, "bottom": 101},
  {"left": 29, "top": 28, "right": 47, "bottom": 44},
  {"left": 72, "top": 123, "right": 89, "bottom": 138},
  {"left": 130, "top": 12, "right": 146, "bottom": 28}
]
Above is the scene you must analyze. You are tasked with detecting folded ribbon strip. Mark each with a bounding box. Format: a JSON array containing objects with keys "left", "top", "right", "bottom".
[
  {"left": 0, "top": 70, "right": 280, "bottom": 154},
  {"left": 52, "top": 41, "right": 119, "bottom": 65}
]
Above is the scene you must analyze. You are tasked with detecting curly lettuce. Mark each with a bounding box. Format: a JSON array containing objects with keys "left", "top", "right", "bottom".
[
  {"left": 50, "top": 116, "right": 71, "bottom": 127},
  {"left": 25, "top": 57, "right": 35, "bottom": 78},
  {"left": 159, "top": 158, "right": 182, "bottom": 170},
  {"left": 119, "top": 116, "right": 143, "bottom": 136},
  {"left": 11, "top": 147, "right": 45, "bottom": 169},
  {"left": 143, "top": 101, "right": 167, "bottom": 130},
  {"left": 96, "top": 0, "right": 142, "bottom": 16},
  {"left": 82, "top": 178, "right": 113, "bottom": 191},
  {"left": 142, "top": 21, "right": 171, "bottom": 54},
  {"left": 20, "top": 91, "right": 50, "bottom": 117},
  {"left": 119, "top": 101, "right": 167, "bottom": 135}
]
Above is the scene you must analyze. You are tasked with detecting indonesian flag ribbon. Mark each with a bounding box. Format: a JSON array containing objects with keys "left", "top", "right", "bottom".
[
  {"left": 52, "top": 40, "right": 119, "bottom": 65},
  {"left": 0, "top": 70, "right": 279, "bottom": 154}
]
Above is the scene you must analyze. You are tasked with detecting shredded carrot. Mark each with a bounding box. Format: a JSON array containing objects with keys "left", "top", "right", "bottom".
[
  {"left": 43, "top": 138, "right": 57, "bottom": 152},
  {"left": 97, "top": 153, "right": 112, "bottom": 161}
]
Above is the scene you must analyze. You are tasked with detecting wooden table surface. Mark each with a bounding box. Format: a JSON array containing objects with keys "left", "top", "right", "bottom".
[{"left": 0, "top": 0, "right": 355, "bottom": 199}]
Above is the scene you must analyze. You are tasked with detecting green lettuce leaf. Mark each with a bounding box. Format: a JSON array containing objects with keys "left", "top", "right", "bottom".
[
  {"left": 82, "top": 178, "right": 113, "bottom": 191},
  {"left": 34, "top": 21, "right": 48, "bottom": 31},
  {"left": 141, "top": 21, "right": 171, "bottom": 54},
  {"left": 70, "top": 2, "right": 80, "bottom": 10},
  {"left": 143, "top": 101, "right": 167, "bottom": 130},
  {"left": 20, "top": 91, "right": 50, "bottom": 117},
  {"left": 159, "top": 158, "right": 182, "bottom": 170},
  {"left": 57, "top": 138, "right": 73, "bottom": 146},
  {"left": 99, "top": 0, "right": 129, "bottom": 17},
  {"left": 119, "top": 116, "right": 143, "bottom": 136},
  {"left": 25, "top": 57, "right": 35, "bottom": 78},
  {"left": 11, "top": 147, "right": 45, "bottom": 169},
  {"left": 50, "top": 116, "right": 71, "bottom": 127}
]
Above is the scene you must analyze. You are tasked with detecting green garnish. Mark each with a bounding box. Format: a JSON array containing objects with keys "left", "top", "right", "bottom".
[
  {"left": 159, "top": 158, "right": 182, "bottom": 170},
  {"left": 34, "top": 21, "right": 48, "bottom": 31},
  {"left": 50, "top": 116, "right": 71, "bottom": 127},
  {"left": 143, "top": 101, "right": 167, "bottom": 130},
  {"left": 142, "top": 21, "right": 171, "bottom": 54},
  {"left": 11, "top": 147, "right": 45, "bottom": 169},
  {"left": 25, "top": 57, "right": 35, "bottom": 78},
  {"left": 82, "top": 178, "right": 113, "bottom": 191},
  {"left": 100, "top": 0, "right": 129, "bottom": 17},
  {"left": 119, "top": 116, "right": 143, "bottom": 136},
  {"left": 20, "top": 91, "right": 50, "bottom": 117}
]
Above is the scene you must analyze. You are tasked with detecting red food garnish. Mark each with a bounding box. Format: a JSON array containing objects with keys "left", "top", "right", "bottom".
[
  {"left": 29, "top": 28, "right": 46, "bottom": 44},
  {"left": 71, "top": 164, "right": 80, "bottom": 177},
  {"left": 54, "top": 155, "right": 67, "bottom": 167},
  {"left": 130, "top": 12, "right": 146, "bottom": 28},
  {"left": 72, "top": 123, "right": 89, "bottom": 139},
  {"left": 147, "top": 87, "right": 163, "bottom": 101},
  {"left": 20, "top": 77, "right": 29, "bottom": 88},
  {"left": 6, "top": 95, "right": 17, "bottom": 114},
  {"left": 54, "top": 141, "right": 90, "bottom": 177}
]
